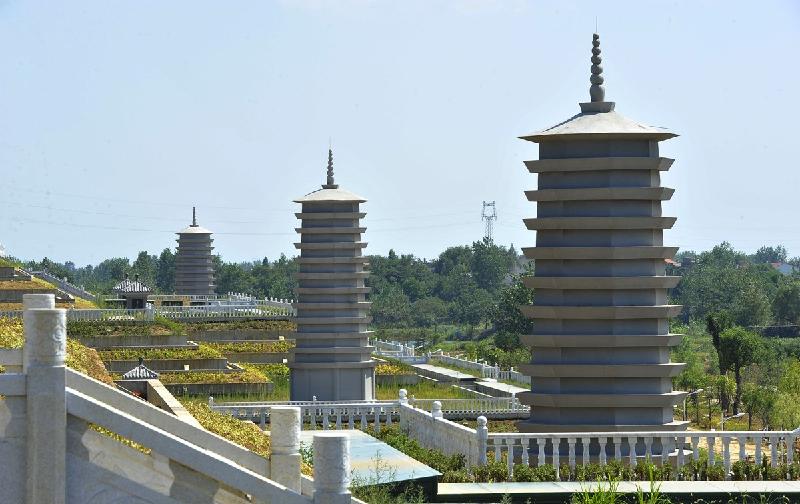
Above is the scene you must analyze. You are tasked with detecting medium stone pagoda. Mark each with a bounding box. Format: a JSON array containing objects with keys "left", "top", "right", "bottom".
[
  {"left": 174, "top": 207, "right": 216, "bottom": 296},
  {"left": 518, "top": 34, "right": 686, "bottom": 433},
  {"left": 290, "top": 150, "right": 375, "bottom": 401}
]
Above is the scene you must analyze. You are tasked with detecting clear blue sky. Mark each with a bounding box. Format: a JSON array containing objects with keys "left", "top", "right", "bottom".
[{"left": 1, "top": 1, "right": 798, "bottom": 265}]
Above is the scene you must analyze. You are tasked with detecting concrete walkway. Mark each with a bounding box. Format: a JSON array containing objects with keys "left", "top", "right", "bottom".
[
  {"left": 412, "top": 363, "right": 476, "bottom": 382},
  {"left": 474, "top": 379, "right": 527, "bottom": 398},
  {"left": 437, "top": 481, "right": 800, "bottom": 503},
  {"left": 298, "top": 429, "right": 440, "bottom": 486}
]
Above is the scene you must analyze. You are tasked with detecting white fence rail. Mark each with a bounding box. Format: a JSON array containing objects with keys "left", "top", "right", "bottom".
[
  {"left": 0, "top": 303, "right": 295, "bottom": 321},
  {"left": 211, "top": 398, "right": 401, "bottom": 432},
  {"left": 429, "top": 349, "right": 532, "bottom": 385},
  {"left": 395, "top": 399, "right": 800, "bottom": 481},
  {"left": 211, "top": 393, "right": 530, "bottom": 428},
  {"left": 485, "top": 429, "right": 799, "bottom": 481},
  {"left": 371, "top": 339, "right": 416, "bottom": 357}
]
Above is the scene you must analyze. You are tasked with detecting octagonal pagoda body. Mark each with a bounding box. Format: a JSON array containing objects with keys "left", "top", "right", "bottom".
[
  {"left": 517, "top": 35, "right": 687, "bottom": 433},
  {"left": 290, "top": 154, "right": 375, "bottom": 401},
  {"left": 174, "top": 208, "right": 215, "bottom": 296}
]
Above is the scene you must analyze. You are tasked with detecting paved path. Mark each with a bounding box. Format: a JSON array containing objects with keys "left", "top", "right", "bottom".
[
  {"left": 298, "top": 429, "right": 440, "bottom": 485},
  {"left": 474, "top": 379, "right": 528, "bottom": 397},
  {"left": 411, "top": 363, "right": 476, "bottom": 382}
]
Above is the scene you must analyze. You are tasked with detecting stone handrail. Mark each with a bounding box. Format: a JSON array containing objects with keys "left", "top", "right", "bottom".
[
  {"left": 485, "top": 429, "right": 799, "bottom": 480},
  {"left": 390, "top": 390, "right": 800, "bottom": 481},
  {"left": 66, "top": 387, "right": 311, "bottom": 504},
  {"left": 29, "top": 270, "right": 98, "bottom": 302},
  {"left": 211, "top": 398, "right": 401, "bottom": 432},
  {"left": 371, "top": 339, "right": 416, "bottom": 357},
  {"left": 0, "top": 304, "right": 294, "bottom": 321},
  {"left": 0, "top": 294, "right": 354, "bottom": 503},
  {"left": 409, "top": 397, "right": 528, "bottom": 414}
]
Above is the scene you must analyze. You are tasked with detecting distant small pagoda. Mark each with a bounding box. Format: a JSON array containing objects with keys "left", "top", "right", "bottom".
[
  {"left": 290, "top": 149, "right": 375, "bottom": 401},
  {"left": 174, "top": 207, "right": 215, "bottom": 296},
  {"left": 517, "top": 34, "right": 686, "bottom": 434}
]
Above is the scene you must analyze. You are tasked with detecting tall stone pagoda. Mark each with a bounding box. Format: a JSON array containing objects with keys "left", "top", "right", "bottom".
[
  {"left": 174, "top": 207, "right": 216, "bottom": 296},
  {"left": 290, "top": 150, "right": 375, "bottom": 401},
  {"left": 518, "top": 34, "right": 686, "bottom": 433}
]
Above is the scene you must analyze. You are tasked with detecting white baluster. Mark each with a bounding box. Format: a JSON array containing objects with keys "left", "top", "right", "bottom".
[
  {"left": 645, "top": 436, "right": 653, "bottom": 461},
  {"left": 755, "top": 435, "right": 763, "bottom": 465},
  {"left": 613, "top": 437, "right": 621, "bottom": 463},
  {"left": 770, "top": 436, "right": 778, "bottom": 467},
  {"left": 723, "top": 437, "right": 731, "bottom": 478},
  {"left": 581, "top": 437, "right": 590, "bottom": 467},
  {"left": 537, "top": 438, "right": 545, "bottom": 467},
  {"left": 691, "top": 437, "right": 700, "bottom": 461},
  {"left": 707, "top": 434, "right": 716, "bottom": 465},
  {"left": 506, "top": 438, "right": 514, "bottom": 479},
  {"left": 599, "top": 437, "right": 607, "bottom": 466},
  {"left": 568, "top": 437, "right": 576, "bottom": 469},
  {"left": 628, "top": 436, "right": 637, "bottom": 467}
]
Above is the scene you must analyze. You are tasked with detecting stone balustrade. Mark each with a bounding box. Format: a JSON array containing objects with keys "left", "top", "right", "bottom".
[
  {"left": 485, "top": 429, "right": 799, "bottom": 481},
  {"left": 0, "top": 296, "right": 356, "bottom": 503},
  {"left": 0, "top": 302, "right": 296, "bottom": 321}
]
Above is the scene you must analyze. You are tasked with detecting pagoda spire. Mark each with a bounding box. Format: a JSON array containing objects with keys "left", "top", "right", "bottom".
[
  {"left": 191, "top": 206, "right": 197, "bottom": 227},
  {"left": 590, "top": 33, "right": 605, "bottom": 102},
  {"left": 323, "top": 148, "right": 339, "bottom": 189}
]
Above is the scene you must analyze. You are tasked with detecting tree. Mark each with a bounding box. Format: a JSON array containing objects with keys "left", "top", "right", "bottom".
[
  {"left": 706, "top": 311, "right": 734, "bottom": 411},
  {"left": 771, "top": 360, "right": 800, "bottom": 430},
  {"left": 741, "top": 383, "right": 775, "bottom": 429},
  {"left": 370, "top": 285, "right": 412, "bottom": 327},
  {"left": 773, "top": 281, "right": 800, "bottom": 324},
  {"left": 155, "top": 248, "right": 175, "bottom": 293},
  {"left": 470, "top": 238, "right": 512, "bottom": 293},
  {"left": 449, "top": 287, "right": 493, "bottom": 333},
  {"left": 718, "top": 327, "right": 762, "bottom": 414},
  {"left": 131, "top": 251, "right": 158, "bottom": 289},
  {"left": 752, "top": 245, "right": 788, "bottom": 264},
  {"left": 410, "top": 297, "right": 447, "bottom": 330},
  {"left": 491, "top": 274, "right": 534, "bottom": 351}
]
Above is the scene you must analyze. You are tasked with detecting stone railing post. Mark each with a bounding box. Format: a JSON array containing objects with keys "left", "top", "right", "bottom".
[
  {"left": 22, "top": 294, "right": 55, "bottom": 373},
  {"left": 270, "top": 407, "right": 301, "bottom": 492},
  {"left": 476, "top": 416, "right": 488, "bottom": 466},
  {"left": 432, "top": 401, "right": 443, "bottom": 419},
  {"left": 313, "top": 433, "right": 351, "bottom": 504},
  {"left": 398, "top": 389, "right": 409, "bottom": 430},
  {"left": 25, "top": 303, "right": 67, "bottom": 504}
]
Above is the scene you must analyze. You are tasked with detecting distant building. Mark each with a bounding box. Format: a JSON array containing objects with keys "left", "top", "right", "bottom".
[
  {"left": 174, "top": 207, "right": 216, "bottom": 296},
  {"left": 771, "top": 262, "right": 797, "bottom": 275},
  {"left": 110, "top": 274, "right": 152, "bottom": 309}
]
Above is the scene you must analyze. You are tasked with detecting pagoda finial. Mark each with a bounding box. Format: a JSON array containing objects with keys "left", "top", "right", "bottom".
[
  {"left": 192, "top": 206, "right": 197, "bottom": 227},
  {"left": 323, "top": 147, "right": 339, "bottom": 189},
  {"left": 589, "top": 33, "right": 605, "bottom": 102}
]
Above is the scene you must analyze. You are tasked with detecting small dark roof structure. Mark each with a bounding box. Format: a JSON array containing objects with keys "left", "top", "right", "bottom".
[
  {"left": 122, "top": 358, "right": 159, "bottom": 380},
  {"left": 111, "top": 274, "right": 152, "bottom": 294}
]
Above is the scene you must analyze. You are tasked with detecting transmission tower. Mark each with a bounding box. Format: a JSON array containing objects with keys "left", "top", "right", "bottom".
[{"left": 481, "top": 201, "right": 497, "bottom": 242}]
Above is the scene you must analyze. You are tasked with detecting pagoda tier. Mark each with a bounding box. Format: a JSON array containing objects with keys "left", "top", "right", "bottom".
[
  {"left": 517, "top": 34, "right": 686, "bottom": 434},
  {"left": 289, "top": 151, "right": 375, "bottom": 401},
  {"left": 174, "top": 208, "right": 216, "bottom": 296}
]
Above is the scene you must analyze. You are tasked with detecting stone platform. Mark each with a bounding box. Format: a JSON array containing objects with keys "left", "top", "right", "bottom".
[
  {"left": 411, "top": 363, "right": 476, "bottom": 383},
  {"left": 473, "top": 379, "right": 527, "bottom": 398},
  {"left": 298, "top": 429, "right": 439, "bottom": 493}
]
